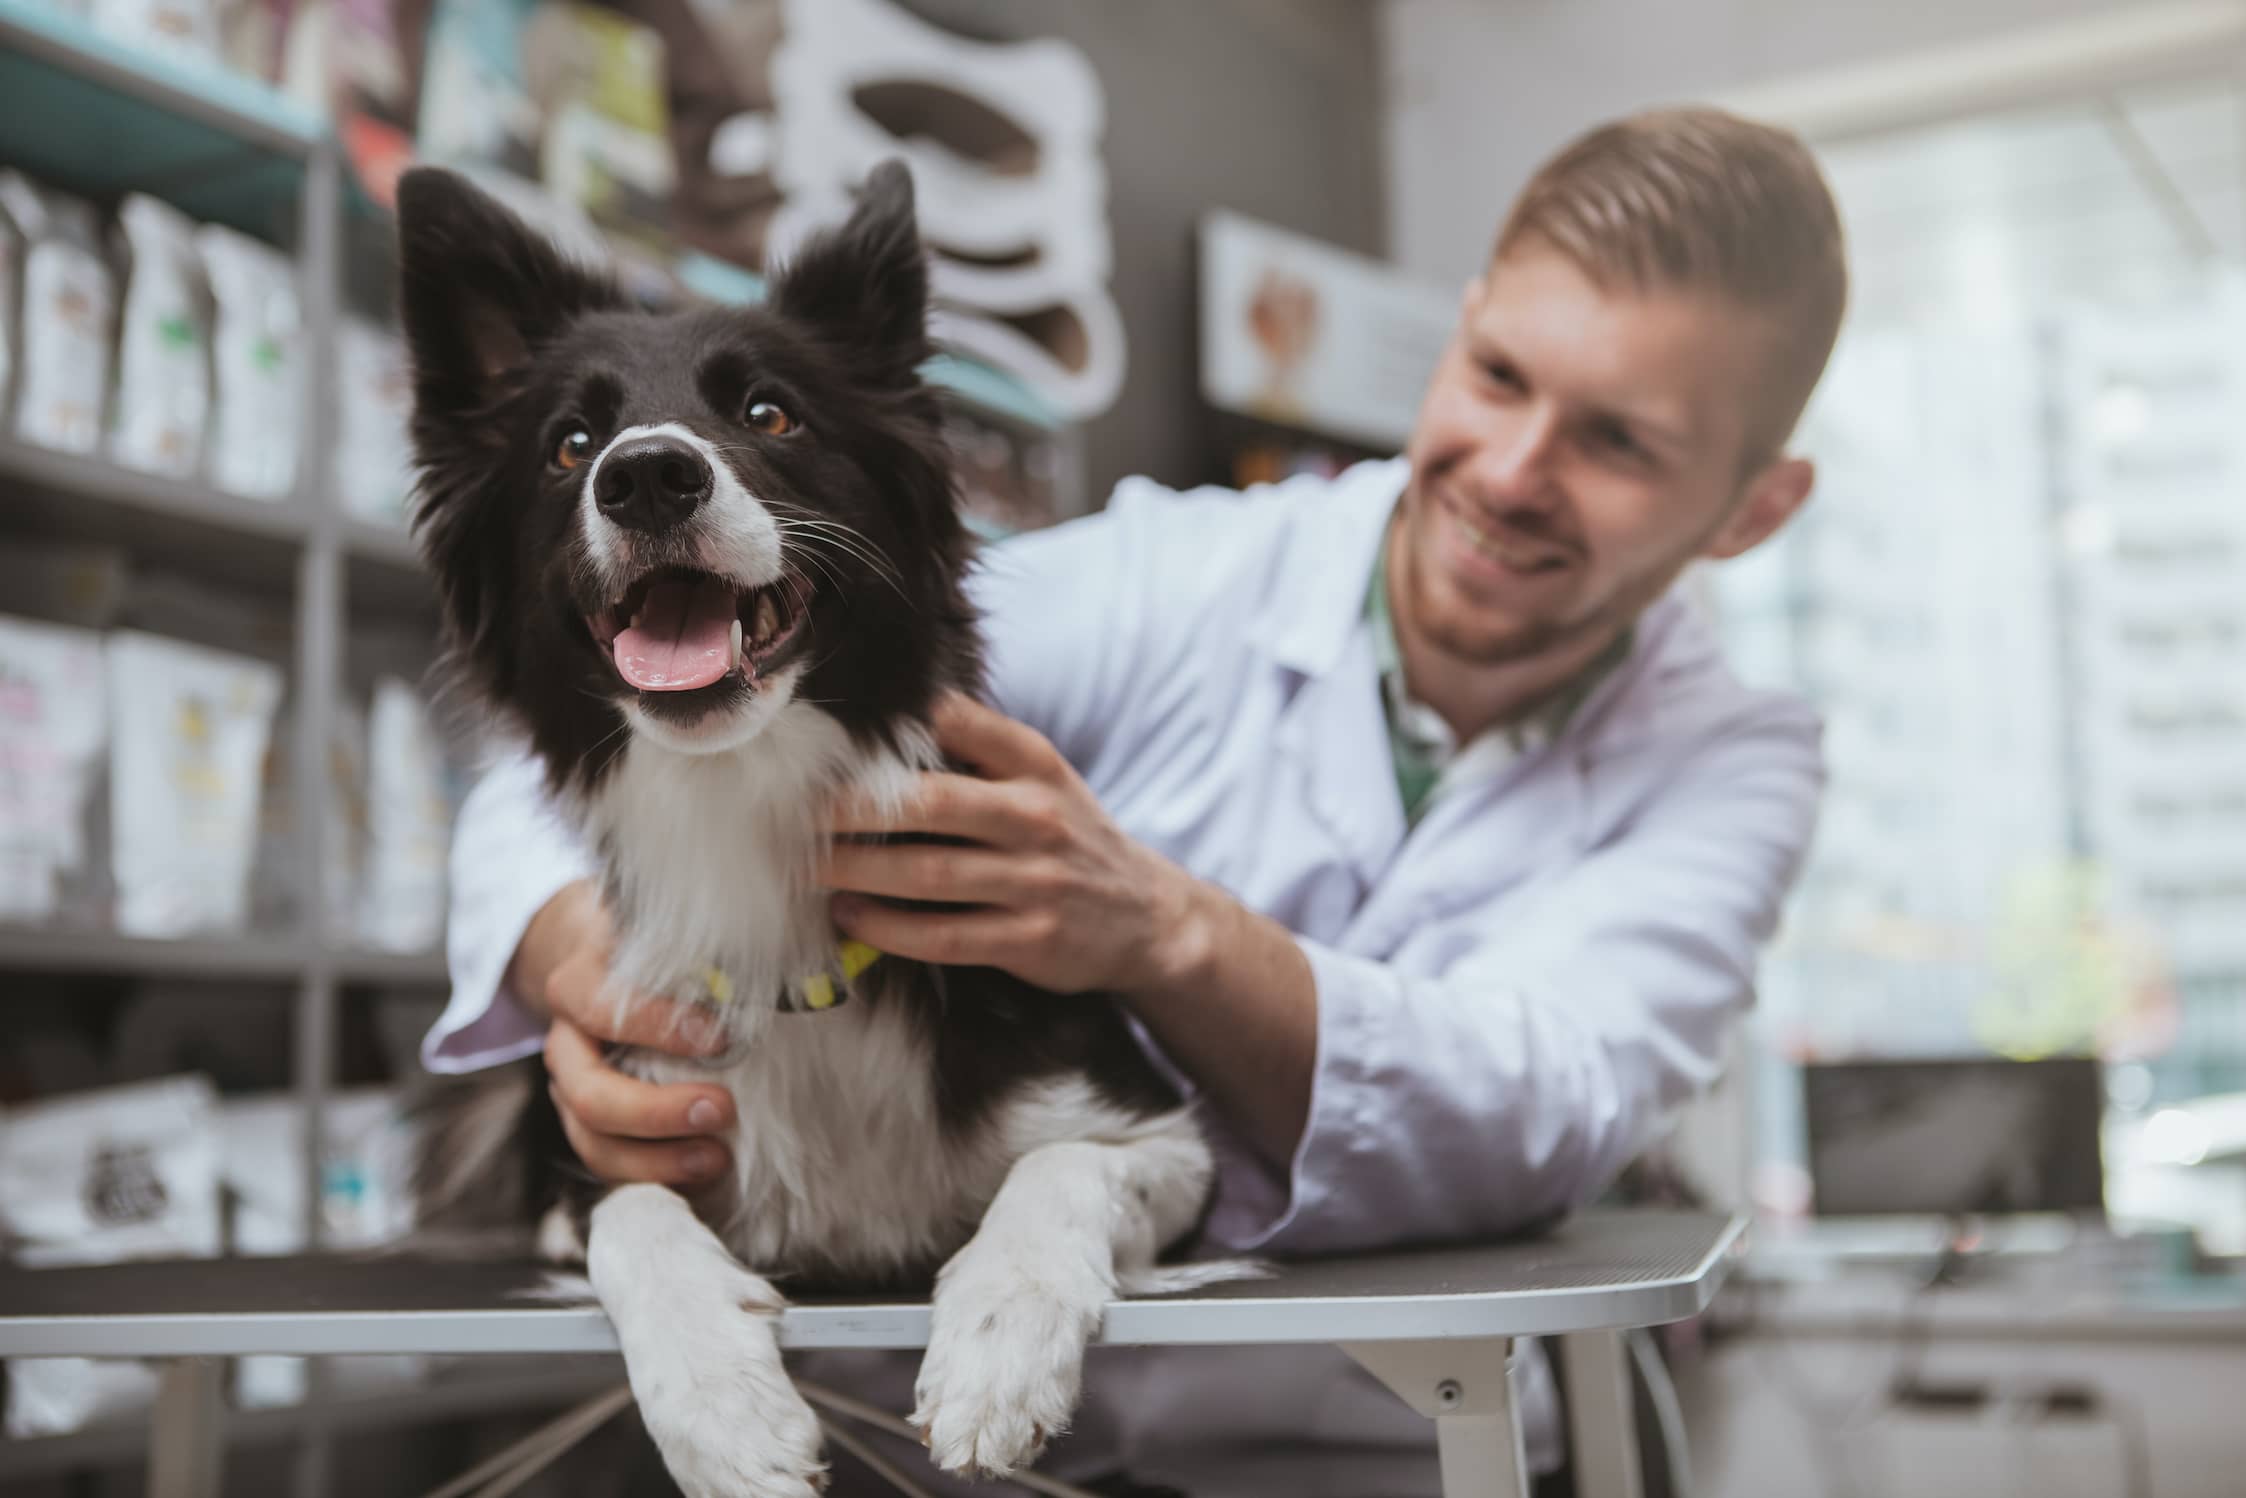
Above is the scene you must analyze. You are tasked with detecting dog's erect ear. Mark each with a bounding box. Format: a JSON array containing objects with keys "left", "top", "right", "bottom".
[
  {"left": 770, "top": 160, "right": 929, "bottom": 380},
  {"left": 394, "top": 168, "right": 617, "bottom": 417}
]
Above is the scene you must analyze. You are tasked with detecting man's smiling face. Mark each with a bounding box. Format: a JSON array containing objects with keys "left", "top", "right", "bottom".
[{"left": 1395, "top": 240, "right": 1807, "bottom": 670}]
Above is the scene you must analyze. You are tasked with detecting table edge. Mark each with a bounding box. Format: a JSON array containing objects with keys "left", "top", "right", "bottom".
[{"left": 0, "top": 1215, "right": 1747, "bottom": 1358}]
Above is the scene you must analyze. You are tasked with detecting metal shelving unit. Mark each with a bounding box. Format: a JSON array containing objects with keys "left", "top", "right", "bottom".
[{"left": 0, "top": 1359, "right": 624, "bottom": 1484}]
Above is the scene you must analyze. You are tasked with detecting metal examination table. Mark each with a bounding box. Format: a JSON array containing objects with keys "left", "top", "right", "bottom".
[{"left": 0, "top": 1209, "right": 1744, "bottom": 1498}]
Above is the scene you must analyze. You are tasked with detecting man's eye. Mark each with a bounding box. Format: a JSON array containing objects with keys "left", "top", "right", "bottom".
[
  {"left": 1481, "top": 361, "right": 1525, "bottom": 392},
  {"left": 1588, "top": 421, "right": 1643, "bottom": 461},
  {"left": 554, "top": 430, "right": 595, "bottom": 470}
]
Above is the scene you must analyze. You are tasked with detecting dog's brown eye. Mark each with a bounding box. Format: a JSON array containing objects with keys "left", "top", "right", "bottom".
[
  {"left": 747, "top": 401, "right": 798, "bottom": 437},
  {"left": 554, "top": 430, "right": 594, "bottom": 470}
]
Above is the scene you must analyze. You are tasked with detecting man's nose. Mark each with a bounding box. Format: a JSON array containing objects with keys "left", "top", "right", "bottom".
[{"left": 1465, "top": 405, "right": 1563, "bottom": 503}]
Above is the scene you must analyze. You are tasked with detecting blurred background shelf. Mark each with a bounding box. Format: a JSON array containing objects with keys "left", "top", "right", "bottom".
[
  {"left": 0, "top": 0, "right": 317, "bottom": 236},
  {"left": 0, "top": 927, "right": 447, "bottom": 986},
  {"left": 2, "top": 435, "right": 312, "bottom": 594},
  {"left": 0, "top": 1358, "right": 622, "bottom": 1483}
]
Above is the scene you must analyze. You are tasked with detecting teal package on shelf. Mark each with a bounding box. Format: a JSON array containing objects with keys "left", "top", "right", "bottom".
[{"left": 0, "top": 0, "right": 319, "bottom": 237}]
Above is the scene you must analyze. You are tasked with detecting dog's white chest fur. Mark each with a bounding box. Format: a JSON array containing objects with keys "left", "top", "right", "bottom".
[
  {"left": 577, "top": 702, "right": 1149, "bottom": 1280},
  {"left": 580, "top": 700, "right": 897, "bottom": 1008}
]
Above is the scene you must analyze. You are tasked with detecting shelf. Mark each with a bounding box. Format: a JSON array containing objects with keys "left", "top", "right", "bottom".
[
  {"left": 1, "top": 435, "right": 310, "bottom": 597},
  {"left": 0, "top": 1357, "right": 622, "bottom": 1481},
  {"left": 0, "top": 927, "right": 446, "bottom": 987},
  {"left": 0, "top": 0, "right": 320, "bottom": 238},
  {"left": 332, "top": 948, "right": 449, "bottom": 987}
]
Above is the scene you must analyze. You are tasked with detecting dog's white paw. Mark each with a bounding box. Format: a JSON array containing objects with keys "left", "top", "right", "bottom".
[
  {"left": 634, "top": 1318, "right": 827, "bottom": 1498},
  {"left": 911, "top": 1233, "right": 1106, "bottom": 1478}
]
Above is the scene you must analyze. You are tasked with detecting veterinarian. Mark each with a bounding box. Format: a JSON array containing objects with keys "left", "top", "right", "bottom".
[{"left": 425, "top": 106, "right": 1843, "bottom": 1495}]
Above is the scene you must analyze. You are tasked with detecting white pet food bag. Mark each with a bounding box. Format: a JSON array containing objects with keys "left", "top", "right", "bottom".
[
  {"left": 250, "top": 695, "right": 365, "bottom": 934},
  {"left": 198, "top": 223, "right": 299, "bottom": 500},
  {"left": 90, "top": 0, "right": 221, "bottom": 65},
  {"left": 108, "top": 194, "right": 212, "bottom": 479},
  {"left": 106, "top": 631, "right": 284, "bottom": 936},
  {"left": 337, "top": 317, "right": 418, "bottom": 525},
  {"left": 359, "top": 677, "right": 449, "bottom": 951},
  {"left": 223, "top": 1089, "right": 422, "bottom": 1408},
  {"left": 0, "top": 616, "right": 108, "bottom": 922},
  {"left": 0, "top": 1076, "right": 224, "bottom": 1265},
  {"left": 0, "top": 171, "right": 115, "bottom": 454},
  {"left": 0, "top": 1076, "right": 223, "bottom": 1439}
]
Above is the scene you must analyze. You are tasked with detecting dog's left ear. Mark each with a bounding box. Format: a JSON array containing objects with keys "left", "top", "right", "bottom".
[
  {"left": 394, "top": 168, "right": 618, "bottom": 419},
  {"left": 770, "top": 160, "right": 929, "bottom": 382}
]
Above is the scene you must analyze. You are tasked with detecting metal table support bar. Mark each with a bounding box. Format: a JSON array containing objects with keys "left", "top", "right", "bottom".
[{"left": 1343, "top": 1336, "right": 1529, "bottom": 1498}]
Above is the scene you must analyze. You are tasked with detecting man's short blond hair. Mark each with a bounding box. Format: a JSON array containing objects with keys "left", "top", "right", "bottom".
[{"left": 1496, "top": 106, "right": 1848, "bottom": 461}]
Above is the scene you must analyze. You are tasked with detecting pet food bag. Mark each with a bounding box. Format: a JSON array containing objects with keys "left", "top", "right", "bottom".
[
  {"left": 91, "top": 0, "right": 221, "bottom": 65},
  {"left": 336, "top": 316, "right": 417, "bottom": 525},
  {"left": 105, "top": 631, "right": 284, "bottom": 936},
  {"left": 0, "top": 171, "right": 115, "bottom": 454},
  {"left": 109, "top": 194, "right": 212, "bottom": 480},
  {"left": 0, "top": 1077, "right": 223, "bottom": 1438},
  {"left": 0, "top": 616, "right": 109, "bottom": 923},
  {"left": 359, "top": 677, "right": 450, "bottom": 952},
  {"left": 251, "top": 695, "right": 365, "bottom": 935},
  {"left": 222, "top": 1088, "right": 424, "bottom": 1407},
  {"left": 198, "top": 223, "right": 300, "bottom": 500}
]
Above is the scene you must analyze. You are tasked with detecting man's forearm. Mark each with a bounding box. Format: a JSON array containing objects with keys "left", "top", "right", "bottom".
[{"left": 1123, "top": 878, "right": 1318, "bottom": 1169}]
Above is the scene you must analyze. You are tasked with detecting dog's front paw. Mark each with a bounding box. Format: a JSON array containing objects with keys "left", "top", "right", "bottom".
[
  {"left": 912, "top": 1233, "right": 1106, "bottom": 1478},
  {"left": 634, "top": 1318, "right": 827, "bottom": 1498}
]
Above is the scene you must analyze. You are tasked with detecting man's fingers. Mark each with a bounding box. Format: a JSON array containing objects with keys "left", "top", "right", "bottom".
[
  {"left": 544, "top": 1020, "right": 736, "bottom": 1141},
  {"left": 821, "top": 841, "right": 1040, "bottom": 904},
  {"left": 555, "top": 1100, "right": 730, "bottom": 1189},
  {"left": 928, "top": 693, "right": 1066, "bottom": 780},
  {"left": 829, "top": 771, "right": 1027, "bottom": 841},
  {"left": 543, "top": 960, "right": 728, "bottom": 1057},
  {"left": 829, "top": 896, "right": 1048, "bottom": 974}
]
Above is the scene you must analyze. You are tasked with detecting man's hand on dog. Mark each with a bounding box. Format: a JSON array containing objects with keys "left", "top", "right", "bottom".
[
  {"left": 520, "top": 694, "right": 1213, "bottom": 1188},
  {"left": 511, "top": 880, "right": 737, "bottom": 1188},
  {"left": 822, "top": 693, "right": 1211, "bottom": 999}
]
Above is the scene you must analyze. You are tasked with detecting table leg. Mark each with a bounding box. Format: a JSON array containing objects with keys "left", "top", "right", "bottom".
[
  {"left": 148, "top": 1358, "right": 225, "bottom": 1498},
  {"left": 1560, "top": 1330, "right": 1645, "bottom": 1498},
  {"left": 1342, "top": 1337, "right": 1528, "bottom": 1498}
]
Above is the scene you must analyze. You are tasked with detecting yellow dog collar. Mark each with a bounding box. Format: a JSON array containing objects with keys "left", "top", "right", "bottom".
[{"left": 695, "top": 939, "right": 882, "bottom": 1015}]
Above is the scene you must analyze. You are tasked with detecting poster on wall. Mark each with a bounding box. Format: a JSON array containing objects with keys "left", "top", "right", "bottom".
[{"left": 1198, "top": 210, "right": 1454, "bottom": 451}]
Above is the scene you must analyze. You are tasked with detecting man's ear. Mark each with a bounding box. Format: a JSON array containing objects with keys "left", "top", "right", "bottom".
[
  {"left": 1705, "top": 455, "right": 1814, "bottom": 560},
  {"left": 769, "top": 160, "right": 929, "bottom": 381},
  {"left": 393, "top": 167, "right": 617, "bottom": 421}
]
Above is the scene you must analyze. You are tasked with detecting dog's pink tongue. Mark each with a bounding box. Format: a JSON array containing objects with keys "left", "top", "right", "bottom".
[{"left": 613, "top": 577, "right": 736, "bottom": 691}]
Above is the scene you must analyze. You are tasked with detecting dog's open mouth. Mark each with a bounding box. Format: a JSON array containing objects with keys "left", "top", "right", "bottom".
[{"left": 587, "top": 566, "right": 807, "bottom": 694}]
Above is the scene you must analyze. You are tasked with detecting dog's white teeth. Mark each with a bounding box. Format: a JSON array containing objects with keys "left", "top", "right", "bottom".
[
  {"left": 754, "top": 593, "right": 780, "bottom": 647},
  {"left": 629, "top": 609, "right": 645, "bottom": 632},
  {"left": 728, "top": 616, "right": 744, "bottom": 672}
]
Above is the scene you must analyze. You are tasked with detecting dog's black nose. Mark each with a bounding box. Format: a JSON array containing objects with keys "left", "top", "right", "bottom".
[{"left": 594, "top": 435, "right": 713, "bottom": 532}]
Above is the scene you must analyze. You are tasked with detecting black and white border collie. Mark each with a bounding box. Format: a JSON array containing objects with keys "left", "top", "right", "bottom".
[{"left": 396, "top": 163, "right": 1222, "bottom": 1497}]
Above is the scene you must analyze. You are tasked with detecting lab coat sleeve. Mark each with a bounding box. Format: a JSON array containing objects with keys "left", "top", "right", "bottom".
[
  {"left": 419, "top": 749, "right": 597, "bottom": 1074},
  {"left": 1202, "top": 700, "right": 1825, "bottom": 1255}
]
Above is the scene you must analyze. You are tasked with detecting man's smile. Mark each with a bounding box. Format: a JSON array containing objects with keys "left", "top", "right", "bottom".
[{"left": 1434, "top": 487, "right": 1579, "bottom": 593}]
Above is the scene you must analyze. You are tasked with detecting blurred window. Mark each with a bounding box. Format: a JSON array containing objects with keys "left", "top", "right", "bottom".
[{"left": 1709, "top": 71, "right": 2246, "bottom": 1233}]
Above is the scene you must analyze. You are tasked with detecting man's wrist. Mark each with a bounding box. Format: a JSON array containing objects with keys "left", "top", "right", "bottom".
[{"left": 1129, "top": 866, "right": 1221, "bottom": 1009}]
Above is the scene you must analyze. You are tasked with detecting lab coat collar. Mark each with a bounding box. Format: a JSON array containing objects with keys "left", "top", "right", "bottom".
[{"left": 1252, "top": 457, "right": 1410, "bottom": 681}]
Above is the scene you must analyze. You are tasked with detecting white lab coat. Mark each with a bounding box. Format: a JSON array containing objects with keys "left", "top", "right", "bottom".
[{"left": 425, "top": 457, "right": 1824, "bottom": 1492}]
